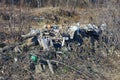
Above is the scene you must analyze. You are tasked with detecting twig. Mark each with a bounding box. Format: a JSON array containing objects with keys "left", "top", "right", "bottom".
[{"left": 49, "top": 60, "right": 81, "bottom": 74}]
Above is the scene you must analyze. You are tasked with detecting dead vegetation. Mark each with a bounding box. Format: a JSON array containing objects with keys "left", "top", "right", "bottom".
[{"left": 0, "top": 0, "right": 120, "bottom": 80}]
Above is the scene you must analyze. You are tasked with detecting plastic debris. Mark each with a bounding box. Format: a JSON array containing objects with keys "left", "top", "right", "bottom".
[
  {"left": 68, "top": 26, "right": 79, "bottom": 39},
  {"left": 14, "top": 58, "right": 17, "bottom": 62},
  {"left": 30, "top": 54, "right": 38, "bottom": 62}
]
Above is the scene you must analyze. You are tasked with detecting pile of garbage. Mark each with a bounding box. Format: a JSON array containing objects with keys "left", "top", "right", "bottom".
[{"left": 0, "top": 22, "right": 107, "bottom": 75}]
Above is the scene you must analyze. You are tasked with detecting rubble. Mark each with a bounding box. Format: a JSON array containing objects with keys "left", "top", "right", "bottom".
[
  {"left": 0, "top": 22, "right": 110, "bottom": 76},
  {"left": 2, "top": 23, "right": 107, "bottom": 53}
]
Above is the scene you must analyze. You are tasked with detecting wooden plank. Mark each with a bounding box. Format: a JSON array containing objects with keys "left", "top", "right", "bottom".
[{"left": 47, "top": 60, "right": 54, "bottom": 74}]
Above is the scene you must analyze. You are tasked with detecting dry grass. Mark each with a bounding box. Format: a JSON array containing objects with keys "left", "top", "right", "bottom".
[{"left": 0, "top": 2, "right": 120, "bottom": 80}]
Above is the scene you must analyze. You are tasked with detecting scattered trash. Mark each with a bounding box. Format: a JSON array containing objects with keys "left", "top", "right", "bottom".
[
  {"left": 50, "top": 25, "right": 59, "bottom": 32},
  {"left": 29, "top": 54, "right": 38, "bottom": 63},
  {"left": 0, "top": 22, "right": 108, "bottom": 75},
  {"left": 14, "top": 57, "right": 18, "bottom": 62}
]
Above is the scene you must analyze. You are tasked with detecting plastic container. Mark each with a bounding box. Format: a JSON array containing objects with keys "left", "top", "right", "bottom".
[{"left": 30, "top": 55, "right": 38, "bottom": 62}]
